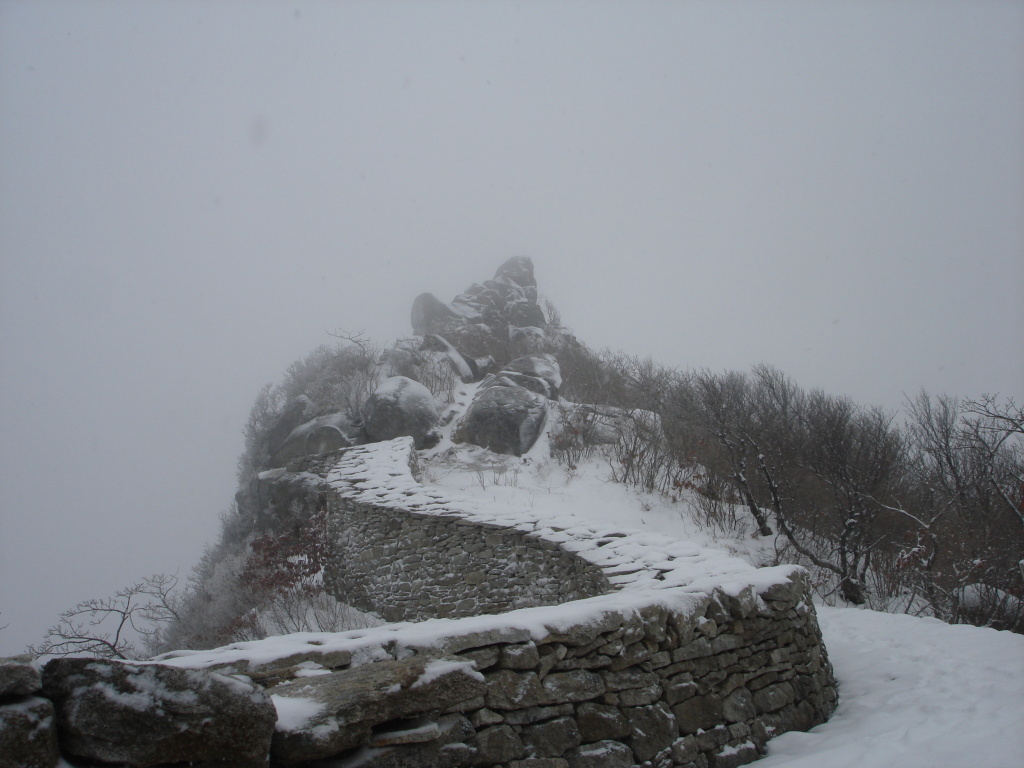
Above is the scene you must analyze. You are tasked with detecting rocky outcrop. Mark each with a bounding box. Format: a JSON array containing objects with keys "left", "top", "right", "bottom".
[
  {"left": 362, "top": 376, "right": 441, "bottom": 449},
  {"left": 41, "top": 658, "right": 276, "bottom": 768},
  {"left": 410, "top": 256, "right": 548, "bottom": 360},
  {"left": 453, "top": 354, "right": 561, "bottom": 456},
  {"left": 453, "top": 384, "right": 548, "bottom": 457},
  {"left": 270, "top": 411, "right": 367, "bottom": 467}
]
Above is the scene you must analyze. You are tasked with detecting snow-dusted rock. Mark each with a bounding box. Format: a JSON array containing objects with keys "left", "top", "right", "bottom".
[
  {"left": 454, "top": 384, "right": 548, "bottom": 457},
  {"left": 41, "top": 657, "right": 276, "bottom": 768},
  {"left": 410, "top": 257, "right": 548, "bottom": 350},
  {"left": 362, "top": 376, "right": 441, "bottom": 449},
  {"left": 411, "top": 291, "right": 462, "bottom": 337},
  {"left": 263, "top": 397, "right": 315, "bottom": 457},
  {"left": 0, "top": 655, "right": 40, "bottom": 699},
  {"left": 270, "top": 411, "right": 367, "bottom": 466},
  {"left": 0, "top": 696, "right": 59, "bottom": 768},
  {"left": 499, "top": 354, "right": 562, "bottom": 399},
  {"left": 270, "top": 656, "right": 484, "bottom": 764},
  {"left": 421, "top": 333, "right": 476, "bottom": 383}
]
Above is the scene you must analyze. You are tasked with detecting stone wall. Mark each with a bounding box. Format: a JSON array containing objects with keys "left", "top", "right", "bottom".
[
  {"left": 328, "top": 498, "right": 612, "bottom": 622},
  {"left": 5, "top": 438, "right": 838, "bottom": 767}
]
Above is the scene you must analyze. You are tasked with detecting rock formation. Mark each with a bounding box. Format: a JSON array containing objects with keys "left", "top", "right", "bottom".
[
  {"left": 410, "top": 256, "right": 548, "bottom": 359},
  {"left": 453, "top": 354, "right": 562, "bottom": 457},
  {"left": 362, "top": 376, "right": 441, "bottom": 449},
  {"left": 41, "top": 657, "right": 276, "bottom": 768}
]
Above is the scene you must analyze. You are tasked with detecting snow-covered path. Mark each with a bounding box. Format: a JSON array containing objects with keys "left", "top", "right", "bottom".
[{"left": 761, "top": 607, "right": 1024, "bottom": 768}]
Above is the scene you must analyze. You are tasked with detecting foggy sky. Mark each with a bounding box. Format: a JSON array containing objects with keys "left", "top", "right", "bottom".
[{"left": 1, "top": 1, "right": 1022, "bottom": 655}]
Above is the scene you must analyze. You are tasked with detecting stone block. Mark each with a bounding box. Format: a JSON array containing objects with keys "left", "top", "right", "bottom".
[
  {"left": 576, "top": 702, "right": 631, "bottom": 743},
  {"left": 522, "top": 716, "right": 581, "bottom": 757},
  {"left": 475, "top": 724, "right": 526, "bottom": 765},
  {"left": 618, "top": 685, "right": 663, "bottom": 707},
  {"left": 0, "top": 656, "right": 40, "bottom": 699},
  {"left": 722, "top": 688, "right": 756, "bottom": 724},
  {"left": 566, "top": 740, "right": 635, "bottom": 768},
  {"left": 752, "top": 682, "right": 795, "bottom": 714},
  {"left": 42, "top": 658, "right": 275, "bottom": 768},
  {"left": 502, "top": 642, "right": 541, "bottom": 670},
  {"left": 504, "top": 704, "right": 574, "bottom": 726},
  {"left": 673, "top": 694, "right": 723, "bottom": 734},
  {"left": 623, "top": 703, "right": 676, "bottom": 763},
  {"left": 600, "top": 669, "right": 660, "bottom": 692},
  {"left": 270, "top": 655, "right": 484, "bottom": 764},
  {"left": 541, "top": 670, "right": 605, "bottom": 704},
  {"left": 0, "top": 696, "right": 59, "bottom": 768},
  {"left": 486, "top": 670, "right": 546, "bottom": 710}
]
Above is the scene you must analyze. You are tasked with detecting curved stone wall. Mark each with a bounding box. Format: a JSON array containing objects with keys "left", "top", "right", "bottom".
[
  {"left": 12, "top": 438, "right": 837, "bottom": 768},
  {"left": 281, "top": 440, "right": 612, "bottom": 623}
]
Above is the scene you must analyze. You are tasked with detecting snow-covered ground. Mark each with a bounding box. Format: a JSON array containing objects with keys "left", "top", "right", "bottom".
[{"left": 412, "top": 384, "right": 1024, "bottom": 768}]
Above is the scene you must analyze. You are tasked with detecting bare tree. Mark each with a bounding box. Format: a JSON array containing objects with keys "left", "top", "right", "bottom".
[{"left": 29, "top": 575, "right": 181, "bottom": 660}]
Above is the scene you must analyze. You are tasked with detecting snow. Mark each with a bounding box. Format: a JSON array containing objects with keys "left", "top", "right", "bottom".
[
  {"left": 759, "top": 607, "right": 1024, "bottom": 768},
  {"left": 411, "top": 658, "right": 484, "bottom": 688},
  {"left": 272, "top": 694, "right": 326, "bottom": 732}
]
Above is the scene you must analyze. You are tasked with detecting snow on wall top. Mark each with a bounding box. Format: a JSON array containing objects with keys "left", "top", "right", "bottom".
[
  {"left": 158, "top": 437, "right": 801, "bottom": 671},
  {"left": 324, "top": 437, "right": 792, "bottom": 596}
]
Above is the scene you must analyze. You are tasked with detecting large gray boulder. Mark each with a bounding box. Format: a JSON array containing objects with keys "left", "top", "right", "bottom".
[
  {"left": 42, "top": 657, "right": 276, "bottom": 768},
  {"left": 454, "top": 384, "right": 548, "bottom": 457},
  {"left": 362, "top": 377, "right": 441, "bottom": 449},
  {"left": 500, "top": 354, "right": 562, "bottom": 400},
  {"left": 270, "top": 656, "right": 484, "bottom": 764},
  {"left": 411, "top": 292, "right": 461, "bottom": 336},
  {"left": 270, "top": 411, "right": 367, "bottom": 467},
  {"left": 0, "top": 697, "right": 59, "bottom": 768},
  {"left": 0, "top": 655, "right": 40, "bottom": 699}
]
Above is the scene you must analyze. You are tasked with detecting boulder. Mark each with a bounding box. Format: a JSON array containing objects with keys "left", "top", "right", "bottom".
[
  {"left": 41, "top": 657, "right": 276, "bottom": 768},
  {"left": 409, "top": 257, "right": 548, "bottom": 345},
  {"left": 421, "top": 334, "right": 476, "bottom": 383},
  {"left": 454, "top": 385, "right": 548, "bottom": 457},
  {"left": 412, "top": 292, "right": 461, "bottom": 336},
  {"left": 263, "top": 397, "right": 315, "bottom": 458},
  {"left": 0, "top": 655, "right": 40, "bottom": 699},
  {"left": 0, "top": 697, "right": 59, "bottom": 768},
  {"left": 363, "top": 377, "right": 441, "bottom": 449},
  {"left": 270, "top": 656, "right": 484, "bottom": 765},
  {"left": 500, "top": 354, "right": 562, "bottom": 399},
  {"left": 494, "top": 255, "right": 538, "bottom": 289},
  {"left": 270, "top": 411, "right": 367, "bottom": 466}
]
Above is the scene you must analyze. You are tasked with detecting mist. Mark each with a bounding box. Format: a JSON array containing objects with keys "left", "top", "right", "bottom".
[{"left": 1, "top": 1, "right": 1021, "bottom": 655}]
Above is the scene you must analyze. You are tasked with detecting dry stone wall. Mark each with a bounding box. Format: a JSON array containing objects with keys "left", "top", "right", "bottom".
[
  {"left": 6, "top": 438, "right": 838, "bottom": 768},
  {"left": 284, "top": 447, "right": 610, "bottom": 623}
]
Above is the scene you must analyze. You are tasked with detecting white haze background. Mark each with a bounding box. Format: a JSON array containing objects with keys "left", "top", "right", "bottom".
[{"left": 1, "top": 1, "right": 1022, "bottom": 655}]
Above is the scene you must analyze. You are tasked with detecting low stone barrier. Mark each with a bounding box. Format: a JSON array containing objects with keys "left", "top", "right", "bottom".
[{"left": 4, "top": 438, "right": 837, "bottom": 767}]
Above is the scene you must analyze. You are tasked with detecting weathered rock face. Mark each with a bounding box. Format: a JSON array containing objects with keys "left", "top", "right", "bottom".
[
  {"left": 454, "top": 383, "right": 548, "bottom": 457},
  {"left": 269, "top": 411, "right": 367, "bottom": 467},
  {"left": 270, "top": 656, "right": 484, "bottom": 764},
  {"left": 0, "top": 655, "right": 58, "bottom": 768},
  {"left": 453, "top": 354, "right": 561, "bottom": 456},
  {"left": 0, "top": 696, "right": 59, "bottom": 768},
  {"left": 410, "top": 257, "right": 548, "bottom": 353},
  {"left": 362, "top": 376, "right": 441, "bottom": 449},
  {"left": 499, "top": 353, "right": 562, "bottom": 400},
  {"left": 41, "top": 658, "right": 276, "bottom": 768},
  {"left": 0, "top": 655, "right": 40, "bottom": 699}
]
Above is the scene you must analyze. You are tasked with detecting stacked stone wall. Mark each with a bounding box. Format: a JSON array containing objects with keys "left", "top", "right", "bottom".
[
  {"left": 325, "top": 497, "right": 611, "bottom": 623},
  {"left": 4, "top": 440, "right": 838, "bottom": 768}
]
